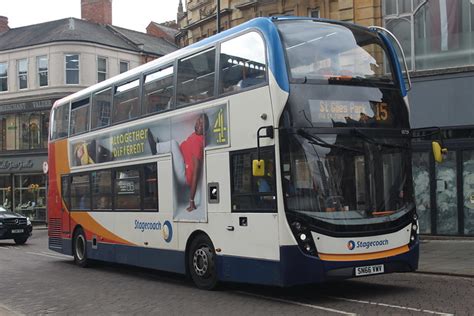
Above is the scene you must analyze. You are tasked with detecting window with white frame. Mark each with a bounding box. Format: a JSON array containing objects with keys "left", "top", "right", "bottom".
[
  {"left": 17, "top": 59, "right": 28, "bottom": 90},
  {"left": 383, "top": 0, "right": 474, "bottom": 71},
  {"left": 119, "top": 61, "right": 129, "bottom": 74},
  {"left": 97, "top": 57, "right": 107, "bottom": 83},
  {"left": 0, "top": 62, "right": 7, "bottom": 92},
  {"left": 37, "top": 56, "right": 48, "bottom": 87},
  {"left": 65, "top": 54, "right": 79, "bottom": 84}
]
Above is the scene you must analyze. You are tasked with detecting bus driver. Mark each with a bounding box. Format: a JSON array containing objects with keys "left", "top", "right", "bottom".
[{"left": 148, "top": 114, "right": 209, "bottom": 212}]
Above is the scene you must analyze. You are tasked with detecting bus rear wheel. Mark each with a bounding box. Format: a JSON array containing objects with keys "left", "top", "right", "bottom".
[
  {"left": 73, "top": 228, "right": 90, "bottom": 268},
  {"left": 188, "top": 234, "right": 218, "bottom": 290}
]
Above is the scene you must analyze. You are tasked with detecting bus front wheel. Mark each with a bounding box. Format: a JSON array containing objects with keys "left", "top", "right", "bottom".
[
  {"left": 188, "top": 234, "right": 218, "bottom": 290},
  {"left": 73, "top": 228, "right": 90, "bottom": 268}
]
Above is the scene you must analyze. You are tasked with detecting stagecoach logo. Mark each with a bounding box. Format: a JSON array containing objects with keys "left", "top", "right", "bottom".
[
  {"left": 162, "top": 221, "right": 173, "bottom": 243},
  {"left": 347, "top": 240, "right": 356, "bottom": 250},
  {"left": 133, "top": 219, "right": 173, "bottom": 243},
  {"left": 347, "top": 239, "right": 389, "bottom": 250}
]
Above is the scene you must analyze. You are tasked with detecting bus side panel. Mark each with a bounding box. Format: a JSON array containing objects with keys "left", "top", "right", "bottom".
[{"left": 48, "top": 139, "right": 72, "bottom": 253}]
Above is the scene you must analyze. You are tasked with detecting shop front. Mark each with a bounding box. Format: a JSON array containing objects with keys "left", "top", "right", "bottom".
[
  {"left": 0, "top": 98, "right": 53, "bottom": 223},
  {"left": 412, "top": 129, "right": 474, "bottom": 237},
  {"left": 0, "top": 156, "right": 47, "bottom": 222}
]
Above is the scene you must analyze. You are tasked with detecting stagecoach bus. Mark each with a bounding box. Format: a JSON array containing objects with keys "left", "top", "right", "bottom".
[{"left": 48, "top": 17, "right": 419, "bottom": 289}]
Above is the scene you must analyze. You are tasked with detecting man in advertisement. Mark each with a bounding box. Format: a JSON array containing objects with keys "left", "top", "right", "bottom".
[{"left": 149, "top": 113, "right": 210, "bottom": 212}]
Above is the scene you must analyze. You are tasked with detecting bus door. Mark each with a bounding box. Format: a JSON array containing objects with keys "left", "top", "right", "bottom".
[{"left": 60, "top": 175, "right": 71, "bottom": 237}]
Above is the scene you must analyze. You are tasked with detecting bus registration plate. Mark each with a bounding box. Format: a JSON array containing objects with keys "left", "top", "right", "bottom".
[{"left": 355, "top": 264, "right": 384, "bottom": 276}]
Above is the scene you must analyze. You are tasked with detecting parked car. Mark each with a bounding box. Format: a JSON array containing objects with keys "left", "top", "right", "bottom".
[{"left": 0, "top": 207, "right": 33, "bottom": 244}]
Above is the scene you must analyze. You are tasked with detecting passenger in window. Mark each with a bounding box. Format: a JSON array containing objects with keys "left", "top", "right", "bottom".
[{"left": 148, "top": 114, "right": 209, "bottom": 212}]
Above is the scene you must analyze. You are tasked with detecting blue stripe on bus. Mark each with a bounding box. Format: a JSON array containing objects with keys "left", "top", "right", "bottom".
[
  {"left": 49, "top": 238, "right": 418, "bottom": 287},
  {"left": 377, "top": 31, "right": 407, "bottom": 97},
  {"left": 186, "top": 17, "right": 290, "bottom": 93}
]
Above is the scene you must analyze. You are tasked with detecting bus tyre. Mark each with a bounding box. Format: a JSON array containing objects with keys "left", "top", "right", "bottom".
[
  {"left": 14, "top": 237, "right": 28, "bottom": 245},
  {"left": 188, "top": 234, "right": 218, "bottom": 290},
  {"left": 73, "top": 228, "right": 90, "bottom": 268}
]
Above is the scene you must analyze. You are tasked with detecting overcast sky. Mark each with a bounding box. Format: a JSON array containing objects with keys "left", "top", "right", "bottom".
[{"left": 2, "top": 0, "right": 181, "bottom": 33}]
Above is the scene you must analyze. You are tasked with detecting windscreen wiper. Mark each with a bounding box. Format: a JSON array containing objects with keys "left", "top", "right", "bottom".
[
  {"left": 297, "top": 129, "right": 364, "bottom": 153},
  {"left": 351, "top": 129, "right": 409, "bottom": 150}
]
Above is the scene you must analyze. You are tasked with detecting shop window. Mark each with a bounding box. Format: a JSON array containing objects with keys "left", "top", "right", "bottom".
[
  {"left": 17, "top": 59, "right": 28, "bottom": 90},
  {"left": 37, "top": 55, "right": 48, "bottom": 87},
  {"left": 92, "top": 170, "right": 112, "bottom": 210},
  {"left": 65, "top": 54, "right": 79, "bottom": 84},
  {"left": 114, "top": 168, "right": 141, "bottom": 210},
  {"left": 435, "top": 151, "right": 458, "bottom": 234},
  {"left": 463, "top": 151, "right": 474, "bottom": 235},
  {"left": 219, "top": 32, "right": 267, "bottom": 94},
  {"left": 70, "top": 174, "right": 91, "bottom": 210},
  {"left": 143, "top": 66, "right": 174, "bottom": 114},
  {"left": 70, "top": 98, "right": 90, "bottom": 135},
  {"left": 383, "top": 0, "right": 474, "bottom": 71},
  {"left": 113, "top": 78, "right": 140, "bottom": 123},
  {"left": 412, "top": 152, "right": 431, "bottom": 234},
  {"left": 176, "top": 48, "right": 215, "bottom": 106},
  {"left": 230, "top": 148, "right": 276, "bottom": 212},
  {"left": 0, "top": 175, "right": 12, "bottom": 212},
  {"left": 0, "top": 62, "right": 7, "bottom": 92},
  {"left": 143, "top": 164, "right": 158, "bottom": 211},
  {"left": 51, "top": 103, "right": 70, "bottom": 140},
  {"left": 13, "top": 174, "right": 47, "bottom": 221},
  {"left": 91, "top": 88, "right": 112, "bottom": 129}
]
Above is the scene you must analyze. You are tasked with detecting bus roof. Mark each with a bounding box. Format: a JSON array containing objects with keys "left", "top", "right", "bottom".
[{"left": 52, "top": 16, "right": 404, "bottom": 109}]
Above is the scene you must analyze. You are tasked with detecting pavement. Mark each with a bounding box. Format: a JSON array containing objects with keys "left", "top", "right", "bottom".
[
  {"left": 32, "top": 224, "right": 474, "bottom": 278},
  {"left": 418, "top": 236, "right": 474, "bottom": 278}
]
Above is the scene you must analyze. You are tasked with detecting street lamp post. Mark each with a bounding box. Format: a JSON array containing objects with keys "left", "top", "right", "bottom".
[{"left": 216, "top": 0, "right": 221, "bottom": 33}]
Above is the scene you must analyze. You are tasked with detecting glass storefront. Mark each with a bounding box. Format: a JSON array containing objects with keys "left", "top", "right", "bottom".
[
  {"left": 0, "top": 173, "right": 46, "bottom": 222},
  {"left": 463, "top": 151, "right": 474, "bottom": 235},
  {"left": 13, "top": 174, "right": 47, "bottom": 222},
  {"left": 435, "top": 151, "right": 458, "bottom": 234},
  {"left": 413, "top": 133, "right": 474, "bottom": 236},
  {"left": 412, "top": 152, "right": 431, "bottom": 234},
  {"left": 0, "top": 111, "right": 49, "bottom": 151}
]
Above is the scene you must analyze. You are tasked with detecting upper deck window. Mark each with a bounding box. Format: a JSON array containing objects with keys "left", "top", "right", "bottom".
[
  {"left": 70, "top": 98, "right": 90, "bottom": 136},
  {"left": 219, "top": 32, "right": 267, "bottom": 93},
  {"left": 91, "top": 87, "right": 112, "bottom": 129},
  {"left": 277, "top": 21, "right": 394, "bottom": 84},
  {"left": 143, "top": 66, "right": 174, "bottom": 114},
  {"left": 176, "top": 48, "right": 216, "bottom": 107},
  {"left": 113, "top": 78, "right": 140, "bottom": 123},
  {"left": 51, "top": 103, "right": 69, "bottom": 140}
]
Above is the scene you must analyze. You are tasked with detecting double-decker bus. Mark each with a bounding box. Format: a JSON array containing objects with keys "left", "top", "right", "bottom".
[{"left": 48, "top": 17, "right": 419, "bottom": 289}]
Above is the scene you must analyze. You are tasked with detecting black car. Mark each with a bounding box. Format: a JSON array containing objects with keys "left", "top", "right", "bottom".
[{"left": 0, "top": 207, "right": 33, "bottom": 245}]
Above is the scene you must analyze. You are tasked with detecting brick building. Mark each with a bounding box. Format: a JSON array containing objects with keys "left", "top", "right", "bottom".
[{"left": 0, "top": 0, "right": 177, "bottom": 222}]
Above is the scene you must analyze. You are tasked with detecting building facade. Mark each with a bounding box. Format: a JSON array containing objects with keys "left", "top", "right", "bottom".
[
  {"left": 175, "top": 0, "right": 474, "bottom": 236},
  {"left": 0, "top": 0, "right": 177, "bottom": 222},
  {"left": 176, "top": 0, "right": 381, "bottom": 46}
]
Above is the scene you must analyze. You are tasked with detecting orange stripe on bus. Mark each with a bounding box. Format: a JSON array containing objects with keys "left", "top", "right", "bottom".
[
  {"left": 318, "top": 245, "right": 410, "bottom": 262},
  {"left": 71, "top": 212, "right": 134, "bottom": 246}
]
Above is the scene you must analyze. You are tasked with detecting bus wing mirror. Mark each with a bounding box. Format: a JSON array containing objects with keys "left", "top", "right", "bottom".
[
  {"left": 252, "top": 159, "right": 265, "bottom": 177},
  {"left": 432, "top": 141, "right": 447, "bottom": 163}
]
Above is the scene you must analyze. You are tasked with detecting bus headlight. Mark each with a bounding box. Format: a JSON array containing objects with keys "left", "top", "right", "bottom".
[{"left": 290, "top": 220, "right": 317, "bottom": 257}]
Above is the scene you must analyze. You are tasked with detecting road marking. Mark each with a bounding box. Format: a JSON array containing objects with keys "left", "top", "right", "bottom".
[
  {"left": 41, "top": 251, "right": 70, "bottom": 259},
  {"left": 326, "top": 296, "right": 454, "bottom": 316},
  {"left": 26, "top": 251, "right": 69, "bottom": 260},
  {"left": 236, "top": 291, "right": 356, "bottom": 315}
]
